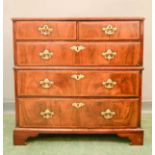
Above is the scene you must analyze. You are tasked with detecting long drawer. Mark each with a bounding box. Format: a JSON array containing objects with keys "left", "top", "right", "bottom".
[
  {"left": 79, "top": 21, "right": 140, "bottom": 40},
  {"left": 16, "top": 70, "right": 140, "bottom": 97},
  {"left": 16, "top": 42, "right": 141, "bottom": 66},
  {"left": 14, "top": 21, "right": 77, "bottom": 40},
  {"left": 18, "top": 98, "right": 139, "bottom": 128}
]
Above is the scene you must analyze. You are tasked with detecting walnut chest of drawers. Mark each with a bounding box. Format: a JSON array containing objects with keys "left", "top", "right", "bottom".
[{"left": 13, "top": 17, "right": 144, "bottom": 145}]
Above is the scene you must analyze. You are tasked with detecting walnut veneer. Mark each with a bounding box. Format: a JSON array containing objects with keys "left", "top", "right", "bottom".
[{"left": 13, "top": 17, "right": 144, "bottom": 145}]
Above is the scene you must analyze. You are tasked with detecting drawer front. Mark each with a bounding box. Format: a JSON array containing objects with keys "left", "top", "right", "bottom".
[
  {"left": 18, "top": 98, "right": 139, "bottom": 128},
  {"left": 15, "top": 21, "right": 76, "bottom": 40},
  {"left": 79, "top": 21, "right": 140, "bottom": 40},
  {"left": 16, "top": 42, "right": 141, "bottom": 66},
  {"left": 16, "top": 70, "right": 140, "bottom": 97}
]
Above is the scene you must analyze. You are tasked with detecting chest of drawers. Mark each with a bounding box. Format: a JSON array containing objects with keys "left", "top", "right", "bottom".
[{"left": 13, "top": 18, "right": 144, "bottom": 145}]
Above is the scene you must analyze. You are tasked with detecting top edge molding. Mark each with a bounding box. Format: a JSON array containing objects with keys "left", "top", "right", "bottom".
[{"left": 12, "top": 17, "right": 145, "bottom": 21}]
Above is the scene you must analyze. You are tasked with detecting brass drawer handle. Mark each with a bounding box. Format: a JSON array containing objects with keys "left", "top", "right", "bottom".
[
  {"left": 39, "top": 78, "right": 54, "bottom": 89},
  {"left": 39, "top": 49, "right": 53, "bottom": 60},
  {"left": 71, "top": 74, "right": 85, "bottom": 81},
  {"left": 102, "top": 24, "right": 117, "bottom": 35},
  {"left": 70, "top": 45, "right": 85, "bottom": 53},
  {"left": 102, "top": 78, "right": 117, "bottom": 89},
  {"left": 102, "top": 49, "right": 117, "bottom": 60},
  {"left": 72, "top": 102, "right": 85, "bottom": 109},
  {"left": 101, "top": 109, "right": 116, "bottom": 120},
  {"left": 40, "top": 109, "right": 54, "bottom": 119},
  {"left": 38, "top": 24, "right": 53, "bottom": 36}
]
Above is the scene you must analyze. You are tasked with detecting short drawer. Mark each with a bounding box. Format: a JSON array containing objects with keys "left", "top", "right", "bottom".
[
  {"left": 18, "top": 98, "right": 139, "bottom": 128},
  {"left": 16, "top": 42, "right": 141, "bottom": 66},
  {"left": 14, "top": 21, "right": 76, "bottom": 40},
  {"left": 16, "top": 70, "right": 140, "bottom": 97},
  {"left": 79, "top": 21, "right": 140, "bottom": 40}
]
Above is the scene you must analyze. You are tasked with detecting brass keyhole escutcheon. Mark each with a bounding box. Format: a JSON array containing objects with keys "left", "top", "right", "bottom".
[
  {"left": 70, "top": 45, "right": 85, "bottom": 53},
  {"left": 71, "top": 74, "right": 85, "bottom": 81},
  {"left": 72, "top": 102, "right": 85, "bottom": 109}
]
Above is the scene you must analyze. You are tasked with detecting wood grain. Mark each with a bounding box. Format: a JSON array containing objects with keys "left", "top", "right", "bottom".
[
  {"left": 16, "top": 70, "right": 140, "bottom": 97},
  {"left": 79, "top": 21, "right": 140, "bottom": 40},
  {"left": 15, "top": 21, "right": 76, "bottom": 40},
  {"left": 18, "top": 98, "right": 139, "bottom": 128},
  {"left": 16, "top": 42, "right": 141, "bottom": 66}
]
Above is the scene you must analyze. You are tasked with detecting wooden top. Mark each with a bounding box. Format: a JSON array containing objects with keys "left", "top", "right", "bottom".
[{"left": 12, "top": 17, "right": 145, "bottom": 21}]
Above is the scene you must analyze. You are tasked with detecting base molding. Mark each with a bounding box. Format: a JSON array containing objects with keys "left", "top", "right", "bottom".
[{"left": 13, "top": 128, "right": 144, "bottom": 145}]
